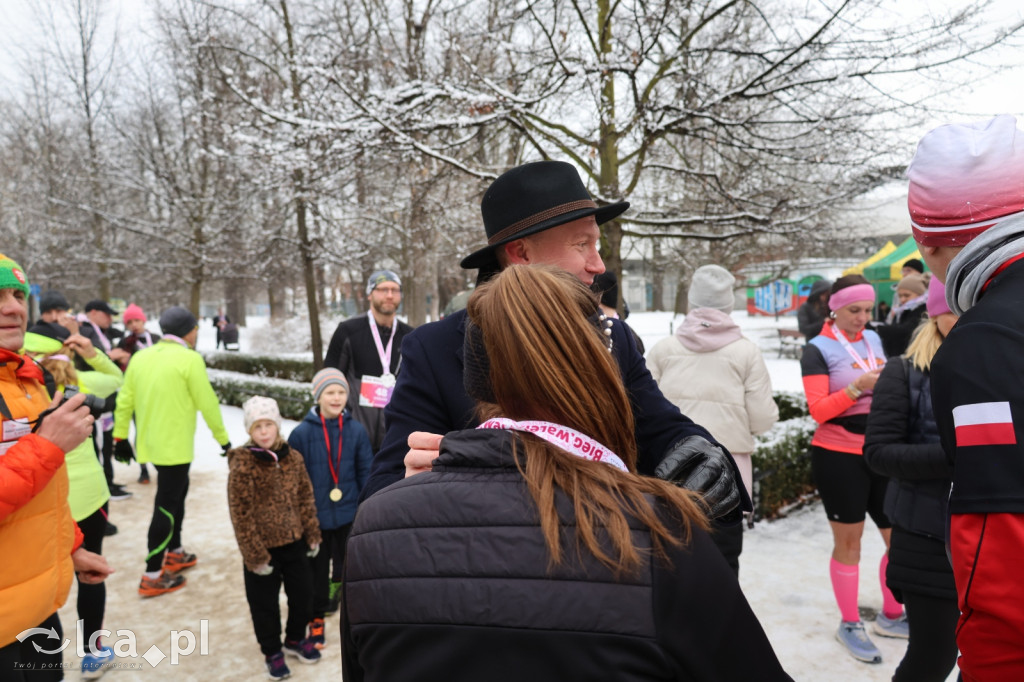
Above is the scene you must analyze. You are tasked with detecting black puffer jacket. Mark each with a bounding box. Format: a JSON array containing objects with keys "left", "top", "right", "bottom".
[
  {"left": 864, "top": 357, "right": 955, "bottom": 599},
  {"left": 875, "top": 300, "right": 928, "bottom": 358},
  {"left": 342, "top": 429, "right": 790, "bottom": 682}
]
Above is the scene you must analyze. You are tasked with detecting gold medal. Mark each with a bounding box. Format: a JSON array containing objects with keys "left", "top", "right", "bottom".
[{"left": 329, "top": 487, "right": 343, "bottom": 502}]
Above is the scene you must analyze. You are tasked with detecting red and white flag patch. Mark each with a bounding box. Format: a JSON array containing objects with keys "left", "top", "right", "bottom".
[{"left": 953, "top": 402, "right": 1017, "bottom": 447}]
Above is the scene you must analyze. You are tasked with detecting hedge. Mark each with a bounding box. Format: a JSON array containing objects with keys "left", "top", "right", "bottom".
[
  {"left": 207, "top": 369, "right": 312, "bottom": 421},
  {"left": 203, "top": 352, "right": 315, "bottom": 383}
]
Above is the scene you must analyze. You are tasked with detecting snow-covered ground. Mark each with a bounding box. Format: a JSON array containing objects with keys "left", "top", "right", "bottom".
[{"left": 54, "top": 313, "right": 958, "bottom": 681}]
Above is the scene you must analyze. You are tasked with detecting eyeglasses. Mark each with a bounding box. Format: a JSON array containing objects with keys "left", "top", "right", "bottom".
[{"left": 375, "top": 286, "right": 401, "bottom": 295}]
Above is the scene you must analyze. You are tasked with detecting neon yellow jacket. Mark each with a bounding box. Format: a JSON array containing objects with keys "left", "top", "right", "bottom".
[
  {"left": 113, "top": 340, "right": 228, "bottom": 464},
  {"left": 65, "top": 351, "right": 123, "bottom": 520}
]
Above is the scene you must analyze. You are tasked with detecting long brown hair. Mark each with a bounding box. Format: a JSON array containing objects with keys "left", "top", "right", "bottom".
[{"left": 467, "top": 265, "right": 708, "bottom": 576}]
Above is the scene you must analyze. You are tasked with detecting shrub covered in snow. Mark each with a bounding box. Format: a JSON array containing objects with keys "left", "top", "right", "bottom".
[
  {"left": 751, "top": 394, "right": 817, "bottom": 520},
  {"left": 207, "top": 369, "right": 312, "bottom": 421},
  {"left": 204, "top": 352, "right": 315, "bottom": 382}
]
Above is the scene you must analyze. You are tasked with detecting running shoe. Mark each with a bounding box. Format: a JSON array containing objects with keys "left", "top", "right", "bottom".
[
  {"left": 108, "top": 484, "right": 132, "bottom": 501},
  {"left": 81, "top": 644, "right": 114, "bottom": 679},
  {"left": 835, "top": 620, "right": 882, "bottom": 663},
  {"left": 308, "top": 618, "right": 325, "bottom": 649},
  {"left": 282, "top": 638, "right": 321, "bottom": 664},
  {"left": 103, "top": 521, "right": 118, "bottom": 537},
  {"left": 873, "top": 612, "right": 909, "bottom": 639},
  {"left": 138, "top": 571, "right": 186, "bottom": 598},
  {"left": 138, "top": 467, "right": 150, "bottom": 484},
  {"left": 163, "top": 549, "right": 198, "bottom": 572},
  {"left": 265, "top": 651, "right": 291, "bottom": 680}
]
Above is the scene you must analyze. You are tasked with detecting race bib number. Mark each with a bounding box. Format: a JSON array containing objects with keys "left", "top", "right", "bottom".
[
  {"left": 359, "top": 375, "right": 395, "bottom": 409},
  {"left": 1, "top": 418, "right": 32, "bottom": 455}
]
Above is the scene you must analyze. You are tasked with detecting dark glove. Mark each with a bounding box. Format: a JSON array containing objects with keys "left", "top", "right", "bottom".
[
  {"left": 654, "top": 436, "right": 740, "bottom": 520},
  {"left": 221, "top": 442, "right": 232, "bottom": 457},
  {"left": 113, "top": 439, "right": 135, "bottom": 464}
]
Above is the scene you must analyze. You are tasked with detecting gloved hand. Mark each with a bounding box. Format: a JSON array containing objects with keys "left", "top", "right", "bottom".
[
  {"left": 113, "top": 439, "right": 135, "bottom": 464},
  {"left": 252, "top": 563, "right": 273, "bottom": 576},
  {"left": 221, "top": 442, "right": 231, "bottom": 457},
  {"left": 654, "top": 436, "right": 740, "bottom": 520},
  {"left": 307, "top": 543, "right": 320, "bottom": 558}
]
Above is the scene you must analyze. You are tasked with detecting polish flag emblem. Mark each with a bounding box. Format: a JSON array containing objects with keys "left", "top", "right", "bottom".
[{"left": 953, "top": 402, "right": 1017, "bottom": 447}]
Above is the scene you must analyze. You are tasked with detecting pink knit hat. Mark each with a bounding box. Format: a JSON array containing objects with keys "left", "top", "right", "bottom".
[
  {"left": 913, "top": 114, "right": 1024, "bottom": 246},
  {"left": 926, "top": 276, "right": 951, "bottom": 317},
  {"left": 908, "top": 115, "right": 1024, "bottom": 247},
  {"left": 122, "top": 303, "right": 147, "bottom": 323}
]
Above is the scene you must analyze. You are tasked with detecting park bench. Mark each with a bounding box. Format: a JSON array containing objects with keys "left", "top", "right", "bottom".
[{"left": 777, "top": 329, "right": 805, "bottom": 359}]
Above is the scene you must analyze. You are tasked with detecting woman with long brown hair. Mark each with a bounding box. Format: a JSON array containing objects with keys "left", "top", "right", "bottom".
[{"left": 341, "top": 265, "right": 789, "bottom": 681}]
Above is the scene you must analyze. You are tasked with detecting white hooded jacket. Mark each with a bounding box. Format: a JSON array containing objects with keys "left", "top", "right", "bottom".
[{"left": 646, "top": 308, "right": 779, "bottom": 497}]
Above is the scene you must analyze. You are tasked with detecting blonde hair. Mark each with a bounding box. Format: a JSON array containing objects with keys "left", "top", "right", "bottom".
[
  {"left": 905, "top": 316, "right": 944, "bottom": 371},
  {"left": 467, "top": 265, "right": 708, "bottom": 576},
  {"left": 39, "top": 354, "right": 77, "bottom": 388}
]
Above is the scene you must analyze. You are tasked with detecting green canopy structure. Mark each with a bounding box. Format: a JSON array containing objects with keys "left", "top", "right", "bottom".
[
  {"left": 864, "top": 236, "right": 924, "bottom": 282},
  {"left": 842, "top": 241, "right": 896, "bottom": 276}
]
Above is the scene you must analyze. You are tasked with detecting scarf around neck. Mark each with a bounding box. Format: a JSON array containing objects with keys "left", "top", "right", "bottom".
[{"left": 946, "top": 211, "right": 1024, "bottom": 315}]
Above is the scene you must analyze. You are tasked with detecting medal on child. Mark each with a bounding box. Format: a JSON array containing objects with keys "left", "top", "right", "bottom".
[{"left": 320, "top": 413, "right": 345, "bottom": 504}]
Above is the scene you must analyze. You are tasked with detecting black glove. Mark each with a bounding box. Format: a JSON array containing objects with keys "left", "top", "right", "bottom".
[
  {"left": 113, "top": 439, "right": 135, "bottom": 464},
  {"left": 221, "top": 442, "right": 232, "bottom": 457},
  {"left": 654, "top": 436, "right": 740, "bottom": 520}
]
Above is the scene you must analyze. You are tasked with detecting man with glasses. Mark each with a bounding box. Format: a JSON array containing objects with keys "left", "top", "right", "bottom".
[{"left": 324, "top": 270, "right": 413, "bottom": 452}]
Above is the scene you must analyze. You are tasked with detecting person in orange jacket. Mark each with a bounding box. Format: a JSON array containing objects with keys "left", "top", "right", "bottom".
[{"left": 0, "top": 253, "right": 113, "bottom": 680}]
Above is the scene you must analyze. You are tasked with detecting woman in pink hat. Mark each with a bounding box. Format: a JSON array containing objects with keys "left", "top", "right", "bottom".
[
  {"left": 112, "top": 303, "right": 159, "bottom": 484},
  {"left": 800, "top": 275, "right": 902, "bottom": 663}
]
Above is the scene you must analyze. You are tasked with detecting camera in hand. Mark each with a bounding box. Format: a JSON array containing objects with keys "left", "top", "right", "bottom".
[{"left": 62, "top": 385, "right": 107, "bottom": 418}]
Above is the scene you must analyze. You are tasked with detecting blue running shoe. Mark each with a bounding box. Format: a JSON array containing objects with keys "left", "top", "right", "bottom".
[
  {"left": 873, "top": 612, "right": 909, "bottom": 639},
  {"left": 835, "top": 620, "right": 882, "bottom": 664},
  {"left": 265, "top": 651, "right": 291, "bottom": 679},
  {"left": 282, "top": 638, "right": 321, "bottom": 664},
  {"left": 81, "top": 645, "right": 114, "bottom": 679}
]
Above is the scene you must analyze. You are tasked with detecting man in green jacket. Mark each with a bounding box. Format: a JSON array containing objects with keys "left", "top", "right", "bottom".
[{"left": 113, "top": 306, "right": 230, "bottom": 597}]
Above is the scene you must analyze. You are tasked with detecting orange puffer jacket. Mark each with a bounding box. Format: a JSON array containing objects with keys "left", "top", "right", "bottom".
[{"left": 0, "top": 350, "right": 80, "bottom": 646}]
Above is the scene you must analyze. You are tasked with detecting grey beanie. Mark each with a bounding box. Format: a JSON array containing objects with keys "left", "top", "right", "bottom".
[
  {"left": 688, "top": 265, "right": 736, "bottom": 314},
  {"left": 159, "top": 306, "right": 198, "bottom": 337}
]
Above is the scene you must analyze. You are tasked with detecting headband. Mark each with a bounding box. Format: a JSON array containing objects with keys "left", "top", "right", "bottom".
[{"left": 828, "top": 284, "right": 875, "bottom": 312}]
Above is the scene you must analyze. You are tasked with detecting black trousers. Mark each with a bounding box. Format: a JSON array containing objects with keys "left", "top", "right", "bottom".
[
  {"left": 892, "top": 590, "right": 960, "bottom": 682},
  {"left": 91, "top": 424, "right": 115, "bottom": 488},
  {"left": 0, "top": 612, "right": 64, "bottom": 681},
  {"left": 146, "top": 463, "right": 190, "bottom": 572},
  {"left": 243, "top": 540, "right": 314, "bottom": 656},
  {"left": 311, "top": 524, "right": 352, "bottom": 616},
  {"left": 76, "top": 505, "right": 107, "bottom": 649}
]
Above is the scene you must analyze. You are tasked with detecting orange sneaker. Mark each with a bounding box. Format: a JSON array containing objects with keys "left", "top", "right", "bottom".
[
  {"left": 308, "top": 618, "right": 325, "bottom": 649},
  {"left": 138, "top": 571, "right": 186, "bottom": 598},
  {"left": 163, "top": 549, "right": 197, "bottom": 573}
]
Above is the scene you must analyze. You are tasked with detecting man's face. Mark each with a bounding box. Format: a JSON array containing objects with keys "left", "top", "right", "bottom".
[
  {"left": 369, "top": 283, "right": 402, "bottom": 317},
  {"left": 40, "top": 308, "right": 65, "bottom": 323},
  {"left": 126, "top": 319, "right": 146, "bottom": 334},
  {"left": 87, "top": 309, "right": 112, "bottom": 329},
  {"left": 0, "top": 289, "right": 28, "bottom": 352},
  {"left": 512, "top": 216, "right": 605, "bottom": 285},
  {"left": 918, "top": 244, "right": 962, "bottom": 284}
]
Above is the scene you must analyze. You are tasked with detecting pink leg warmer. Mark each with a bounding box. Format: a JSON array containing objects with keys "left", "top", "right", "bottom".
[
  {"left": 879, "top": 554, "right": 903, "bottom": 619},
  {"left": 830, "top": 557, "right": 860, "bottom": 622}
]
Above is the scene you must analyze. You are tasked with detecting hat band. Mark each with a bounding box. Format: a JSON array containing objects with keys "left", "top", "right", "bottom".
[{"left": 487, "top": 199, "right": 597, "bottom": 246}]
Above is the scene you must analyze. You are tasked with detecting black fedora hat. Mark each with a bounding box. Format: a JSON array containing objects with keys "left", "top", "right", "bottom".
[{"left": 460, "top": 161, "right": 629, "bottom": 270}]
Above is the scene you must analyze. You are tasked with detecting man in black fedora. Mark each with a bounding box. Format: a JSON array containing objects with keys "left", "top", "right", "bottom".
[{"left": 361, "top": 160, "right": 749, "bottom": 519}]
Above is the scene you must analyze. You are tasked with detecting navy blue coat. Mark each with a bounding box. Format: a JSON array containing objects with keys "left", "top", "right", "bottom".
[
  {"left": 362, "top": 309, "right": 750, "bottom": 514},
  {"left": 288, "top": 407, "right": 374, "bottom": 530}
]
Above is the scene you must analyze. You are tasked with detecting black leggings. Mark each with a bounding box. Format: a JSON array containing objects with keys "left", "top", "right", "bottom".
[
  {"left": 76, "top": 505, "right": 108, "bottom": 649},
  {"left": 244, "top": 540, "right": 314, "bottom": 656},
  {"left": 0, "top": 612, "right": 63, "bottom": 681},
  {"left": 146, "top": 463, "right": 190, "bottom": 572},
  {"left": 311, "top": 524, "right": 352, "bottom": 615},
  {"left": 892, "top": 590, "right": 960, "bottom": 682}
]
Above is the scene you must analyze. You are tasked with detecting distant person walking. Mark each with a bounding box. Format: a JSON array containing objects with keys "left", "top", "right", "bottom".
[
  {"left": 798, "top": 279, "right": 832, "bottom": 340},
  {"left": 864, "top": 277, "right": 959, "bottom": 682},
  {"left": 800, "top": 275, "right": 903, "bottom": 664},
  {"left": 213, "top": 308, "right": 231, "bottom": 350},
  {"left": 323, "top": 270, "right": 413, "bottom": 452},
  {"left": 646, "top": 265, "right": 778, "bottom": 574},
  {"left": 113, "top": 306, "right": 230, "bottom": 598}
]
